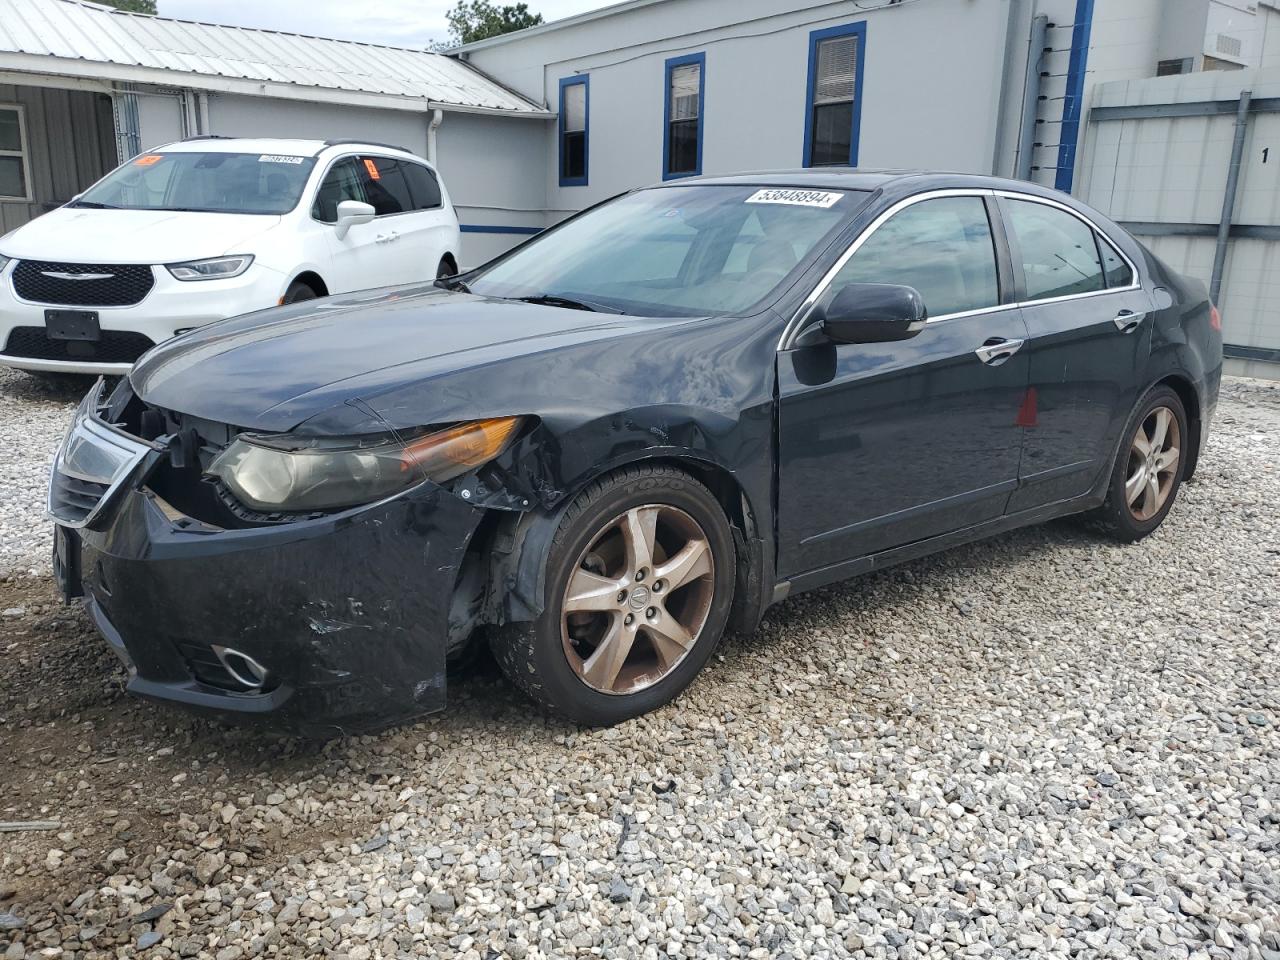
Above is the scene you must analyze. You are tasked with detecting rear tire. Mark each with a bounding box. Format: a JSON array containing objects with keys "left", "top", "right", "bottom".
[
  {"left": 436, "top": 256, "right": 458, "bottom": 280},
  {"left": 1092, "top": 385, "right": 1188, "bottom": 542},
  {"left": 489, "top": 464, "right": 736, "bottom": 726},
  {"left": 283, "top": 280, "right": 317, "bottom": 304}
]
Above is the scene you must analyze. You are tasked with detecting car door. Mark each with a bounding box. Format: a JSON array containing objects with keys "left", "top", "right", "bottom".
[
  {"left": 777, "top": 192, "right": 1030, "bottom": 577},
  {"left": 350, "top": 156, "right": 432, "bottom": 284},
  {"left": 312, "top": 156, "right": 399, "bottom": 293},
  {"left": 995, "top": 193, "right": 1154, "bottom": 511},
  {"left": 400, "top": 161, "right": 458, "bottom": 276}
]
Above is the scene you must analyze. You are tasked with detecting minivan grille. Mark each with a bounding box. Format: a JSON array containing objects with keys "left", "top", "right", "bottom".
[
  {"left": 3, "top": 327, "right": 154, "bottom": 365},
  {"left": 12, "top": 260, "right": 155, "bottom": 306}
]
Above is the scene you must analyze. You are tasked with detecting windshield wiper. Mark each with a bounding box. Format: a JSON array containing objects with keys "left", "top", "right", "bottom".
[
  {"left": 512, "top": 294, "right": 622, "bottom": 314},
  {"left": 68, "top": 200, "right": 118, "bottom": 210}
]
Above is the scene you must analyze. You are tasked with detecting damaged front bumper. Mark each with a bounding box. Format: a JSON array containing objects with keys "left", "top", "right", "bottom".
[{"left": 50, "top": 383, "right": 488, "bottom": 736}]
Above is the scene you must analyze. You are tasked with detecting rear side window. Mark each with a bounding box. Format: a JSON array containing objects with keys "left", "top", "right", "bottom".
[
  {"left": 312, "top": 158, "right": 366, "bottom": 223},
  {"left": 1006, "top": 199, "right": 1105, "bottom": 301},
  {"left": 1098, "top": 233, "right": 1134, "bottom": 288},
  {"left": 357, "top": 157, "right": 415, "bottom": 216},
  {"left": 830, "top": 196, "right": 1000, "bottom": 318},
  {"left": 402, "top": 162, "right": 443, "bottom": 209}
]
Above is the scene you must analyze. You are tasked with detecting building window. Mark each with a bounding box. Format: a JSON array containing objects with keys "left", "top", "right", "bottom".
[
  {"left": 559, "top": 75, "right": 589, "bottom": 187},
  {"left": 0, "top": 105, "right": 31, "bottom": 201},
  {"left": 1156, "top": 57, "right": 1193, "bottom": 76},
  {"left": 804, "top": 22, "right": 866, "bottom": 168},
  {"left": 663, "top": 52, "right": 705, "bottom": 180}
]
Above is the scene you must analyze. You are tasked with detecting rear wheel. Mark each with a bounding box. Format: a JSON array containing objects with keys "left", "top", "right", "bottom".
[
  {"left": 490, "top": 465, "right": 735, "bottom": 725},
  {"left": 283, "top": 280, "right": 317, "bottom": 304},
  {"left": 1093, "top": 385, "right": 1188, "bottom": 542},
  {"left": 436, "top": 256, "right": 458, "bottom": 280}
]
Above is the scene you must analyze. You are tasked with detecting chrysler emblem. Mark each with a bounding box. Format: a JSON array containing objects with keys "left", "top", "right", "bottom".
[{"left": 41, "top": 271, "right": 114, "bottom": 281}]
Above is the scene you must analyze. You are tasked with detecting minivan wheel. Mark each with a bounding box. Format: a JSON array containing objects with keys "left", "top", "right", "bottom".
[
  {"left": 436, "top": 256, "right": 458, "bottom": 280},
  {"left": 490, "top": 465, "right": 736, "bottom": 726},
  {"left": 283, "top": 280, "right": 318, "bottom": 304},
  {"left": 1094, "top": 385, "right": 1188, "bottom": 542}
]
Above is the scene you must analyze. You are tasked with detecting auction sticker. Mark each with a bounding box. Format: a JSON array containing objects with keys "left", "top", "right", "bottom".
[
  {"left": 259, "top": 155, "right": 306, "bottom": 164},
  {"left": 746, "top": 188, "right": 844, "bottom": 208}
]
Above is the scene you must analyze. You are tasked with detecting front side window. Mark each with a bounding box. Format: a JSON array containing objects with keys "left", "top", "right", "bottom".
[
  {"left": 805, "top": 23, "right": 865, "bottom": 168},
  {"left": 469, "top": 185, "right": 864, "bottom": 317},
  {"left": 1005, "top": 199, "right": 1105, "bottom": 301},
  {"left": 0, "top": 105, "right": 30, "bottom": 201},
  {"left": 664, "top": 53, "right": 704, "bottom": 179},
  {"left": 312, "top": 158, "right": 365, "bottom": 223},
  {"left": 77, "top": 151, "right": 317, "bottom": 215},
  {"left": 830, "top": 196, "right": 1000, "bottom": 318},
  {"left": 560, "top": 76, "right": 589, "bottom": 186}
]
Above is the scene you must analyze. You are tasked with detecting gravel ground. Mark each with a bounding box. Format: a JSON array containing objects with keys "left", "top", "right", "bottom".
[{"left": 0, "top": 369, "right": 1277, "bottom": 960}]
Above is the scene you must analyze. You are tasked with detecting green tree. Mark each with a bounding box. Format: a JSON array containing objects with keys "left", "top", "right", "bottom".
[
  {"left": 98, "top": 0, "right": 157, "bottom": 12},
  {"left": 443, "top": 1, "right": 543, "bottom": 46}
]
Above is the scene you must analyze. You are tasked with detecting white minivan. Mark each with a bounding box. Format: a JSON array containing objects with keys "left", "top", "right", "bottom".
[{"left": 0, "top": 138, "right": 461, "bottom": 375}]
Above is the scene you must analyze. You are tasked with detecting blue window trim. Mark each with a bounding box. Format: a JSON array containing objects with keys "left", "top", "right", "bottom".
[
  {"left": 662, "top": 51, "right": 705, "bottom": 181},
  {"left": 1055, "top": 0, "right": 1095, "bottom": 193},
  {"left": 558, "top": 74, "right": 589, "bottom": 187},
  {"left": 802, "top": 21, "right": 867, "bottom": 168}
]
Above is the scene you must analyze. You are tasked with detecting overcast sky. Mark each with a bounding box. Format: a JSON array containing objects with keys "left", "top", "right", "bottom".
[{"left": 156, "top": 0, "right": 613, "bottom": 48}]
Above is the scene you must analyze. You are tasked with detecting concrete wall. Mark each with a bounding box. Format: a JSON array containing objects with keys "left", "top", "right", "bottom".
[
  {"left": 0, "top": 82, "right": 117, "bottom": 235},
  {"left": 1078, "top": 69, "right": 1280, "bottom": 372}
]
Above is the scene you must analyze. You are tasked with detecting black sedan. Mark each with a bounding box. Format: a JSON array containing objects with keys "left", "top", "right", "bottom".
[{"left": 48, "top": 171, "right": 1222, "bottom": 734}]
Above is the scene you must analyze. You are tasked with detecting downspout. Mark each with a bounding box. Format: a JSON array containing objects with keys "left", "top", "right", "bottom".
[
  {"left": 427, "top": 108, "right": 444, "bottom": 164},
  {"left": 197, "top": 92, "right": 211, "bottom": 136},
  {"left": 990, "top": 0, "right": 1022, "bottom": 176},
  {"left": 1015, "top": 15, "right": 1050, "bottom": 181},
  {"left": 1210, "top": 90, "right": 1252, "bottom": 305}
]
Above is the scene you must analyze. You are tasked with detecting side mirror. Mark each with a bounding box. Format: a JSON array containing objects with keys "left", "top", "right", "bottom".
[
  {"left": 820, "top": 283, "right": 927, "bottom": 344},
  {"left": 333, "top": 200, "right": 376, "bottom": 240}
]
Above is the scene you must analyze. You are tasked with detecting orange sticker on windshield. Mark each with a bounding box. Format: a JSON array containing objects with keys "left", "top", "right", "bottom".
[
  {"left": 134, "top": 154, "right": 164, "bottom": 166},
  {"left": 362, "top": 158, "right": 382, "bottom": 180}
]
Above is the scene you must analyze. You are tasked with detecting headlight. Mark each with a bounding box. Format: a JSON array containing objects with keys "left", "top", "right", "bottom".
[
  {"left": 166, "top": 255, "right": 254, "bottom": 281},
  {"left": 0, "top": 254, "right": 10, "bottom": 273},
  {"left": 207, "top": 416, "right": 524, "bottom": 512}
]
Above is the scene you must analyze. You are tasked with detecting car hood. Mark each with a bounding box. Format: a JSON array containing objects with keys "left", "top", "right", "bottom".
[
  {"left": 0, "top": 207, "right": 281, "bottom": 263},
  {"left": 130, "top": 284, "right": 676, "bottom": 432}
]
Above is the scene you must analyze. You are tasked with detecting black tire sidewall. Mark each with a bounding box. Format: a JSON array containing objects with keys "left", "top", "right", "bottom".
[
  {"left": 531, "top": 471, "right": 736, "bottom": 725},
  {"left": 284, "top": 281, "right": 316, "bottom": 304},
  {"left": 1106, "top": 385, "right": 1188, "bottom": 540}
]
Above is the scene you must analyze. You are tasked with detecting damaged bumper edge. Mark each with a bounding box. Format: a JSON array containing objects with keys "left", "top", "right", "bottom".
[{"left": 72, "top": 482, "right": 487, "bottom": 736}]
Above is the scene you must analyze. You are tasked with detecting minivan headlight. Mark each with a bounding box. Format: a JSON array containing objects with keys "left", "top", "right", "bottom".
[
  {"left": 207, "top": 417, "right": 524, "bottom": 512},
  {"left": 0, "top": 254, "right": 10, "bottom": 274},
  {"left": 166, "top": 255, "right": 254, "bottom": 281}
]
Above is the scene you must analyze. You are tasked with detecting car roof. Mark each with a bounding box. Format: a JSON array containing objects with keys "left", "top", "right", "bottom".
[{"left": 153, "top": 138, "right": 419, "bottom": 159}]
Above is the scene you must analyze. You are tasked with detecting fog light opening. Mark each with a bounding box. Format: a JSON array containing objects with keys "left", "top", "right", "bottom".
[{"left": 211, "top": 645, "right": 270, "bottom": 691}]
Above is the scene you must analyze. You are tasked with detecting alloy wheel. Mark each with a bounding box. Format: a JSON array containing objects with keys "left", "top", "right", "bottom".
[
  {"left": 561, "top": 504, "right": 716, "bottom": 695},
  {"left": 1125, "top": 405, "right": 1181, "bottom": 522}
]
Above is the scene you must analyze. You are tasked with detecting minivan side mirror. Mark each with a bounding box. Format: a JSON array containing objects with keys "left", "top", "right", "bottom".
[
  {"left": 820, "top": 282, "right": 927, "bottom": 344},
  {"left": 333, "top": 200, "right": 376, "bottom": 240}
]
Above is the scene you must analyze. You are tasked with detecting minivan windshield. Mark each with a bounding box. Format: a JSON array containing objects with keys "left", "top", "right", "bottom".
[
  {"left": 468, "top": 185, "right": 866, "bottom": 317},
  {"left": 73, "top": 151, "right": 318, "bottom": 215}
]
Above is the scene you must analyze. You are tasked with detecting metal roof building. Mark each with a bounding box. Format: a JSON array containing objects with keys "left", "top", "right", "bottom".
[{"left": 0, "top": 0, "right": 552, "bottom": 262}]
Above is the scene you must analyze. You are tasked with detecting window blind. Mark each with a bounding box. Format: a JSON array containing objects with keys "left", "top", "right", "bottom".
[
  {"left": 670, "top": 63, "right": 700, "bottom": 121},
  {"left": 814, "top": 36, "right": 857, "bottom": 105}
]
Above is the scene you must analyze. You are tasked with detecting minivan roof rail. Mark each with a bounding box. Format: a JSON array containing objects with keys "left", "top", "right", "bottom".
[
  {"left": 181, "top": 135, "right": 232, "bottom": 141},
  {"left": 323, "top": 139, "right": 412, "bottom": 154}
]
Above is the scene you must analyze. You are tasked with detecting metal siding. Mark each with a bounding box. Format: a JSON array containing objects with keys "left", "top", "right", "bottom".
[
  {"left": 0, "top": 0, "right": 543, "bottom": 114},
  {"left": 1080, "top": 71, "right": 1280, "bottom": 365},
  {"left": 0, "top": 81, "right": 116, "bottom": 232}
]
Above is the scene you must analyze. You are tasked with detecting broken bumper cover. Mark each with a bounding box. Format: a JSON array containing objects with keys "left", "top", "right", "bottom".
[{"left": 73, "top": 483, "right": 485, "bottom": 735}]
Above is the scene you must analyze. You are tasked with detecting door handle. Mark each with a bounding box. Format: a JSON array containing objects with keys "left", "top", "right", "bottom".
[
  {"left": 1114, "top": 310, "right": 1146, "bottom": 334},
  {"left": 385, "top": 230, "right": 400, "bottom": 243},
  {"left": 974, "top": 337, "right": 1025, "bottom": 366}
]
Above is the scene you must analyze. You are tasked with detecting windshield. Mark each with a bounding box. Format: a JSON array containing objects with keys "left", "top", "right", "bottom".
[
  {"left": 74, "top": 151, "right": 318, "bottom": 215},
  {"left": 468, "top": 185, "right": 866, "bottom": 317}
]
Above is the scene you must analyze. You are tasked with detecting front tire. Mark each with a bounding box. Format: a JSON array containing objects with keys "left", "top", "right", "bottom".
[
  {"left": 490, "top": 465, "right": 736, "bottom": 726},
  {"left": 283, "top": 280, "right": 317, "bottom": 304},
  {"left": 1094, "top": 385, "right": 1188, "bottom": 542}
]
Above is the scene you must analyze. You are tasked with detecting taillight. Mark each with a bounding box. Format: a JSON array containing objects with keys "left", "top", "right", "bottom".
[{"left": 1209, "top": 304, "right": 1222, "bottom": 331}]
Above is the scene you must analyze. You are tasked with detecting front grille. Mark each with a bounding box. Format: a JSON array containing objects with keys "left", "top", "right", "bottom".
[
  {"left": 12, "top": 260, "right": 155, "bottom": 306},
  {"left": 3, "top": 327, "right": 154, "bottom": 364},
  {"left": 48, "top": 473, "right": 110, "bottom": 526}
]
